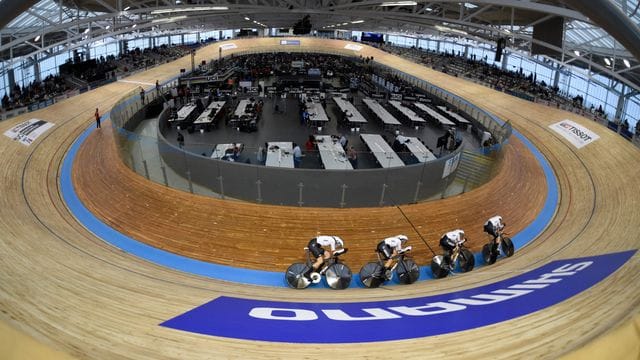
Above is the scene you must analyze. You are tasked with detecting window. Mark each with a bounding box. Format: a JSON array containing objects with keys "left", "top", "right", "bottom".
[
  {"left": 39, "top": 55, "right": 57, "bottom": 79},
  {"left": 105, "top": 43, "right": 119, "bottom": 56},
  {"left": 156, "top": 36, "right": 169, "bottom": 46},
  {"left": 534, "top": 63, "right": 554, "bottom": 85},
  {"left": 13, "top": 62, "right": 24, "bottom": 89},
  {"left": 221, "top": 30, "right": 233, "bottom": 39},
  {"left": 0, "top": 68, "right": 7, "bottom": 98},
  {"left": 624, "top": 96, "right": 640, "bottom": 127},
  {"left": 184, "top": 33, "right": 198, "bottom": 44}
]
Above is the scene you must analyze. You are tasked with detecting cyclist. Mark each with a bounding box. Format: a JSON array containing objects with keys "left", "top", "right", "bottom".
[
  {"left": 439, "top": 229, "right": 467, "bottom": 270},
  {"left": 305, "top": 235, "right": 345, "bottom": 279},
  {"left": 377, "top": 235, "right": 411, "bottom": 279},
  {"left": 484, "top": 215, "right": 505, "bottom": 251}
]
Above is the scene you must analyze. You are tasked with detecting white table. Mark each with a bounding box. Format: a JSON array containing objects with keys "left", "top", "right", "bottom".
[
  {"left": 306, "top": 102, "right": 329, "bottom": 125},
  {"left": 437, "top": 105, "right": 471, "bottom": 124},
  {"left": 362, "top": 98, "right": 401, "bottom": 129},
  {"left": 388, "top": 100, "right": 426, "bottom": 126},
  {"left": 360, "top": 134, "right": 404, "bottom": 168},
  {"left": 314, "top": 135, "right": 353, "bottom": 170},
  {"left": 171, "top": 103, "right": 198, "bottom": 123},
  {"left": 234, "top": 99, "right": 254, "bottom": 117},
  {"left": 396, "top": 136, "right": 437, "bottom": 163},
  {"left": 266, "top": 141, "right": 294, "bottom": 168},
  {"left": 414, "top": 103, "right": 455, "bottom": 126},
  {"left": 211, "top": 143, "right": 243, "bottom": 160},
  {"left": 333, "top": 97, "right": 367, "bottom": 125},
  {"left": 193, "top": 101, "right": 226, "bottom": 125}
]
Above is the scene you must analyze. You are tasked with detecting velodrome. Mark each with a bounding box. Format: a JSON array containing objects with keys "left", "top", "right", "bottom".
[{"left": 0, "top": 36, "right": 639, "bottom": 359}]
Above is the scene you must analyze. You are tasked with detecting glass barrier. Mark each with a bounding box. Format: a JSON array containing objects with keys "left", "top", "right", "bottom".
[{"left": 105, "top": 49, "right": 510, "bottom": 207}]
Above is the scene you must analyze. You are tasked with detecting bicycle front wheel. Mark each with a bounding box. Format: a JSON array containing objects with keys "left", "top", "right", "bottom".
[
  {"left": 359, "top": 262, "right": 384, "bottom": 288},
  {"left": 396, "top": 258, "right": 420, "bottom": 284},
  {"left": 325, "top": 263, "right": 352, "bottom": 289},
  {"left": 285, "top": 263, "right": 311, "bottom": 289}
]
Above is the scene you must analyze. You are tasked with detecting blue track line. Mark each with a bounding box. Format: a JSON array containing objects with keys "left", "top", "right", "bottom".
[{"left": 60, "top": 93, "right": 558, "bottom": 288}]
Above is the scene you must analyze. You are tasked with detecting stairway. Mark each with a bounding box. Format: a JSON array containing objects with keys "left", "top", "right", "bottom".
[{"left": 451, "top": 150, "right": 496, "bottom": 191}]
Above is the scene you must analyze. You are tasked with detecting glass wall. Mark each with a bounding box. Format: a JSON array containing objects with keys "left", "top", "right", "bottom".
[
  {"left": 184, "top": 33, "right": 198, "bottom": 44},
  {"left": 0, "top": 68, "right": 7, "bottom": 98},
  {"left": 169, "top": 35, "right": 181, "bottom": 45},
  {"left": 127, "top": 38, "right": 149, "bottom": 50},
  {"left": 156, "top": 36, "right": 169, "bottom": 46},
  {"left": 624, "top": 95, "right": 640, "bottom": 126},
  {"left": 379, "top": 32, "right": 637, "bottom": 125},
  {"left": 0, "top": 29, "right": 636, "bottom": 127}
]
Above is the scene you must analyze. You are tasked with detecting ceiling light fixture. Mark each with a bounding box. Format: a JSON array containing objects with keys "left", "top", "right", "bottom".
[
  {"left": 604, "top": 57, "right": 611, "bottom": 66},
  {"left": 435, "top": 24, "right": 467, "bottom": 35},
  {"left": 351, "top": 20, "right": 365, "bottom": 24},
  {"left": 573, "top": 50, "right": 580, "bottom": 56},
  {"left": 84, "top": 28, "right": 90, "bottom": 34},
  {"left": 380, "top": 1, "right": 417, "bottom": 7},
  {"left": 123, "top": 6, "right": 130, "bottom": 11},
  {"left": 244, "top": 17, "right": 250, "bottom": 20},
  {"left": 151, "top": 6, "right": 228, "bottom": 14},
  {"left": 623, "top": 59, "right": 631, "bottom": 68},
  {"left": 34, "top": 35, "right": 40, "bottom": 42},
  {"left": 152, "top": 15, "right": 187, "bottom": 23},
  {"left": 106, "top": 25, "right": 111, "bottom": 30},
  {"left": 132, "top": 24, "right": 137, "bottom": 28}
]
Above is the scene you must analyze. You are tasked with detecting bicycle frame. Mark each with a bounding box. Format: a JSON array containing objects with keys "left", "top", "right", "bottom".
[{"left": 304, "top": 247, "right": 341, "bottom": 274}]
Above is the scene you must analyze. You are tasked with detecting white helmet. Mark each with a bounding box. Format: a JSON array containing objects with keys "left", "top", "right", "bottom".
[
  {"left": 397, "top": 235, "right": 409, "bottom": 244},
  {"left": 334, "top": 237, "right": 344, "bottom": 248}
]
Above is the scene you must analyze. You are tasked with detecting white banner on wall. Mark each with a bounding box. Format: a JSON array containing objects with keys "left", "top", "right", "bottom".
[
  {"left": 3, "top": 119, "right": 55, "bottom": 146},
  {"left": 219, "top": 43, "right": 237, "bottom": 50},
  {"left": 549, "top": 119, "right": 600, "bottom": 149},
  {"left": 344, "top": 44, "right": 362, "bottom": 51},
  {"left": 442, "top": 152, "right": 461, "bottom": 179}
]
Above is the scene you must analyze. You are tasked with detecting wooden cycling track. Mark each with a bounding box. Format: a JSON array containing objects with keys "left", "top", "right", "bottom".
[{"left": 0, "top": 38, "right": 638, "bottom": 359}]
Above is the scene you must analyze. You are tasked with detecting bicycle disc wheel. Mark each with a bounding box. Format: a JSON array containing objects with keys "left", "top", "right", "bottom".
[
  {"left": 502, "top": 237, "right": 515, "bottom": 257},
  {"left": 396, "top": 259, "right": 420, "bottom": 284},
  {"left": 459, "top": 248, "right": 475, "bottom": 272},
  {"left": 482, "top": 243, "right": 498, "bottom": 265},
  {"left": 430, "top": 255, "right": 449, "bottom": 279},
  {"left": 359, "top": 262, "right": 384, "bottom": 288},
  {"left": 325, "top": 263, "right": 352, "bottom": 289},
  {"left": 285, "top": 263, "right": 311, "bottom": 289}
]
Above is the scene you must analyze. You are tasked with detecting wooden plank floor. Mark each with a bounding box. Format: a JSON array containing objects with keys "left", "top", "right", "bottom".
[
  {"left": 0, "top": 38, "right": 638, "bottom": 359},
  {"left": 72, "top": 123, "right": 544, "bottom": 269}
]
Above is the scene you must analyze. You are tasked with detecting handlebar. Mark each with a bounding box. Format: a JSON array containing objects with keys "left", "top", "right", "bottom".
[
  {"left": 397, "top": 246, "right": 412, "bottom": 255},
  {"left": 333, "top": 248, "right": 348, "bottom": 257}
]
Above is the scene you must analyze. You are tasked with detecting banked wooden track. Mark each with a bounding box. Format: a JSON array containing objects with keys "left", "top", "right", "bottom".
[{"left": 0, "top": 38, "right": 638, "bottom": 359}]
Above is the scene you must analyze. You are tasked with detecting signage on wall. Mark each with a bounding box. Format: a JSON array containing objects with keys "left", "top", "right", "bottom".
[
  {"left": 161, "top": 250, "right": 635, "bottom": 343},
  {"left": 549, "top": 120, "right": 600, "bottom": 149},
  {"left": 344, "top": 44, "right": 362, "bottom": 51},
  {"left": 280, "top": 39, "right": 301, "bottom": 45},
  {"left": 219, "top": 43, "right": 237, "bottom": 50},
  {"left": 3, "top": 118, "right": 55, "bottom": 146},
  {"left": 442, "top": 152, "right": 461, "bottom": 178}
]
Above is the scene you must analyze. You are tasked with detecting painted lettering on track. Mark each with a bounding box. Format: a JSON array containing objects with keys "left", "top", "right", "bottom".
[{"left": 161, "top": 251, "right": 634, "bottom": 343}]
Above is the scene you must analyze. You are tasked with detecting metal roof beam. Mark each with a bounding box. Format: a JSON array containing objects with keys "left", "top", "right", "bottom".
[
  {"left": 563, "top": 0, "right": 640, "bottom": 62},
  {"left": 329, "top": 0, "right": 590, "bottom": 22}
]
